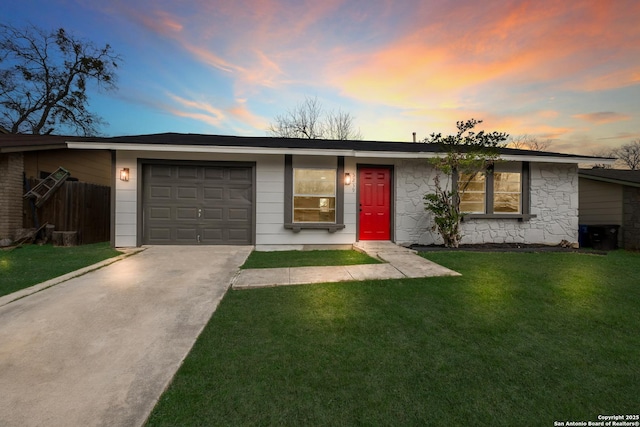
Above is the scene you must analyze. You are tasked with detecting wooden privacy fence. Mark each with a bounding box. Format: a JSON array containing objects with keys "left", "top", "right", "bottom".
[{"left": 24, "top": 179, "right": 110, "bottom": 244}]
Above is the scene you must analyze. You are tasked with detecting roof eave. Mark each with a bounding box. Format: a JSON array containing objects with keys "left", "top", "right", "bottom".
[
  {"left": 0, "top": 143, "right": 67, "bottom": 153},
  {"left": 66, "top": 141, "right": 356, "bottom": 157},
  {"left": 578, "top": 173, "right": 640, "bottom": 188},
  {"left": 498, "top": 154, "right": 616, "bottom": 165},
  {"left": 66, "top": 141, "right": 613, "bottom": 164}
]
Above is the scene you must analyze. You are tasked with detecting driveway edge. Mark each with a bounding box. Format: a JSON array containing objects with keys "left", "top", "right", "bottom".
[{"left": 0, "top": 248, "right": 146, "bottom": 308}]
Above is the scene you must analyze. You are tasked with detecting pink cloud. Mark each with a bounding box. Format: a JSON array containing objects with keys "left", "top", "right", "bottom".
[
  {"left": 226, "top": 100, "right": 270, "bottom": 131},
  {"left": 333, "top": 1, "right": 640, "bottom": 109},
  {"left": 164, "top": 93, "right": 269, "bottom": 132},
  {"left": 181, "top": 44, "right": 241, "bottom": 74},
  {"left": 597, "top": 132, "right": 640, "bottom": 141},
  {"left": 98, "top": 0, "right": 640, "bottom": 153},
  {"left": 573, "top": 112, "right": 631, "bottom": 124},
  {"left": 166, "top": 94, "right": 226, "bottom": 127}
]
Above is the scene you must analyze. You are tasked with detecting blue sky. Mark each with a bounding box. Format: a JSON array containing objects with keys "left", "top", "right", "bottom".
[{"left": 5, "top": 0, "right": 640, "bottom": 155}]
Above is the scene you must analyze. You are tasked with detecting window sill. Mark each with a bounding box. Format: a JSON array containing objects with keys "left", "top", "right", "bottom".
[
  {"left": 284, "top": 223, "right": 346, "bottom": 233},
  {"left": 462, "top": 214, "right": 537, "bottom": 222}
]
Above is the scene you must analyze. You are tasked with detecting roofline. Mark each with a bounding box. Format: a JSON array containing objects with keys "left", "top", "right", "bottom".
[
  {"left": 578, "top": 172, "right": 640, "bottom": 188},
  {"left": 67, "top": 140, "right": 615, "bottom": 165},
  {"left": 0, "top": 143, "right": 67, "bottom": 153}
]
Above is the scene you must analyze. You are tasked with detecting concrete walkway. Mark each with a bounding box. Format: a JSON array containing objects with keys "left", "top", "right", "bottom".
[
  {"left": 0, "top": 245, "right": 253, "bottom": 427},
  {"left": 232, "top": 241, "right": 460, "bottom": 289}
]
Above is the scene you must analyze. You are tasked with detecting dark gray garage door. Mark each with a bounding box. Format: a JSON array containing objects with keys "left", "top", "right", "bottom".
[{"left": 142, "top": 163, "right": 253, "bottom": 245}]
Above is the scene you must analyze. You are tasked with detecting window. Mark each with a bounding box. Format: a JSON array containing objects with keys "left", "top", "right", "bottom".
[
  {"left": 457, "top": 162, "right": 530, "bottom": 218},
  {"left": 283, "top": 155, "right": 345, "bottom": 232},
  {"left": 459, "top": 173, "right": 486, "bottom": 213},
  {"left": 493, "top": 172, "right": 521, "bottom": 213},
  {"left": 293, "top": 169, "right": 336, "bottom": 223}
]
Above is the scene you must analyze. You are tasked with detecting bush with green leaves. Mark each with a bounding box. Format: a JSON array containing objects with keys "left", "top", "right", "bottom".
[{"left": 422, "top": 119, "right": 508, "bottom": 247}]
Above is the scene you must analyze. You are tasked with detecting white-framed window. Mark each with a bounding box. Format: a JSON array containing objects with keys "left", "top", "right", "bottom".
[{"left": 293, "top": 168, "right": 336, "bottom": 223}]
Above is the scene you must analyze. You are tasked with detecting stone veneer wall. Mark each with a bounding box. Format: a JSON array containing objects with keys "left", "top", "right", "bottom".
[
  {"left": 395, "top": 160, "right": 579, "bottom": 246},
  {"left": 623, "top": 186, "right": 640, "bottom": 250},
  {"left": 0, "top": 152, "right": 24, "bottom": 240}
]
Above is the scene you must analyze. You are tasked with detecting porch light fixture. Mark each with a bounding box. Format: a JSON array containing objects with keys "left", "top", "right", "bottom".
[
  {"left": 344, "top": 173, "right": 352, "bottom": 185},
  {"left": 120, "top": 168, "right": 129, "bottom": 182}
]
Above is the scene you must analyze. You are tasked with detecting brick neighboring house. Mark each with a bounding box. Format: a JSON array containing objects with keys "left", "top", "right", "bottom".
[
  {"left": 579, "top": 168, "right": 640, "bottom": 250},
  {"left": 0, "top": 134, "right": 111, "bottom": 242}
]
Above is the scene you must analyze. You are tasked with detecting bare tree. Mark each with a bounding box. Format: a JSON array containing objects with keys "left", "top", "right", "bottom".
[
  {"left": 325, "top": 109, "right": 363, "bottom": 140},
  {"left": 589, "top": 148, "right": 616, "bottom": 169},
  {"left": 267, "top": 96, "right": 324, "bottom": 139},
  {"left": 267, "top": 96, "right": 362, "bottom": 140},
  {"left": 0, "top": 23, "right": 121, "bottom": 136},
  {"left": 507, "top": 134, "right": 550, "bottom": 151},
  {"left": 613, "top": 140, "right": 640, "bottom": 170}
]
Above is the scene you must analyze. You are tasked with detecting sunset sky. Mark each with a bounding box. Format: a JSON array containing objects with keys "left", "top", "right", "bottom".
[{"left": 5, "top": 0, "right": 640, "bottom": 155}]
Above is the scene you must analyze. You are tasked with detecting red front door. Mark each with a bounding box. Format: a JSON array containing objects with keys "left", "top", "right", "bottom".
[{"left": 359, "top": 167, "right": 391, "bottom": 240}]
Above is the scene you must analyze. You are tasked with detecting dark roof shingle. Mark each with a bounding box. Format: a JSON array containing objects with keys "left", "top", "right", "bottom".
[
  {"left": 579, "top": 168, "right": 640, "bottom": 186},
  {"left": 1, "top": 132, "right": 611, "bottom": 161}
]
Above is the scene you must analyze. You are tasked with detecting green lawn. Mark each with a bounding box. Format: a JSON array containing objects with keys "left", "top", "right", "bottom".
[
  {"left": 241, "top": 249, "right": 381, "bottom": 269},
  {"left": 146, "top": 251, "right": 640, "bottom": 426},
  {"left": 0, "top": 242, "right": 121, "bottom": 297}
]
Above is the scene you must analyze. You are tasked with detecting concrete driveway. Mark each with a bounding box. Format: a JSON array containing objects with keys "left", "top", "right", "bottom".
[{"left": 0, "top": 245, "right": 252, "bottom": 427}]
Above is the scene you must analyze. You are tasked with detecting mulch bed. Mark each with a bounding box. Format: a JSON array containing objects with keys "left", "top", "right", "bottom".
[{"left": 410, "top": 243, "right": 608, "bottom": 254}]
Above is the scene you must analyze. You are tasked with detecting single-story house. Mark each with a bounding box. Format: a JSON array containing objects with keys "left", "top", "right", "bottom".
[
  {"left": 0, "top": 134, "right": 110, "bottom": 241},
  {"left": 64, "top": 133, "right": 611, "bottom": 249},
  {"left": 579, "top": 168, "right": 640, "bottom": 250}
]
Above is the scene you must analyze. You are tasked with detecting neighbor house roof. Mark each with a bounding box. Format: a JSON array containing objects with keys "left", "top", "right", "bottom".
[
  {"left": 0, "top": 134, "right": 81, "bottom": 153},
  {"left": 63, "top": 132, "right": 614, "bottom": 165},
  {"left": 579, "top": 168, "right": 640, "bottom": 187}
]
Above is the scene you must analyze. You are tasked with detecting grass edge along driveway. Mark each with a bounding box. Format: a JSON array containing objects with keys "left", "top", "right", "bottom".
[
  {"left": 146, "top": 250, "right": 640, "bottom": 426},
  {"left": 0, "top": 242, "right": 122, "bottom": 297},
  {"left": 240, "top": 249, "right": 381, "bottom": 269}
]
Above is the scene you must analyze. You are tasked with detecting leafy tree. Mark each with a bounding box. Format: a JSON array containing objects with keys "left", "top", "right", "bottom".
[
  {"left": 422, "top": 119, "right": 508, "bottom": 247},
  {"left": 0, "top": 23, "right": 121, "bottom": 136},
  {"left": 613, "top": 140, "right": 640, "bottom": 170},
  {"left": 267, "top": 96, "right": 362, "bottom": 140}
]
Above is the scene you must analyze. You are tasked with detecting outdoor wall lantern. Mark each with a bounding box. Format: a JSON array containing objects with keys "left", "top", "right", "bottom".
[
  {"left": 120, "top": 168, "right": 130, "bottom": 182},
  {"left": 344, "top": 173, "right": 352, "bottom": 185}
]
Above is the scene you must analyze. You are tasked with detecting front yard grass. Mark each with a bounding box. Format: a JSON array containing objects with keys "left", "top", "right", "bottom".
[
  {"left": 241, "top": 249, "right": 381, "bottom": 269},
  {"left": 146, "top": 250, "right": 640, "bottom": 426},
  {"left": 0, "top": 242, "right": 121, "bottom": 297}
]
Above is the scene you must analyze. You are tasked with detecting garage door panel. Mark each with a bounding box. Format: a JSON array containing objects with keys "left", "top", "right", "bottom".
[
  {"left": 201, "top": 228, "right": 223, "bottom": 242},
  {"left": 229, "top": 168, "right": 252, "bottom": 181},
  {"left": 176, "top": 228, "right": 198, "bottom": 240},
  {"left": 143, "top": 163, "right": 253, "bottom": 245},
  {"left": 176, "top": 186, "right": 198, "bottom": 199},
  {"left": 177, "top": 166, "right": 198, "bottom": 179},
  {"left": 147, "top": 228, "right": 172, "bottom": 242},
  {"left": 228, "top": 207, "right": 250, "bottom": 221},
  {"left": 149, "top": 207, "right": 172, "bottom": 220},
  {"left": 229, "top": 186, "right": 252, "bottom": 202},
  {"left": 228, "top": 228, "right": 251, "bottom": 243},
  {"left": 203, "top": 167, "right": 224, "bottom": 180},
  {"left": 150, "top": 186, "right": 171, "bottom": 198},
  {"left": 203, "top": 187, "right": 223, "bottom": 200},
  {"left": 150, "top": 165, "right": 172, "bottom": 178},
  {"left": 203, "top": 207, "right": 223, "bottom": 220},
  {"left": 176, "top": 207, "right": 198, "bottom": 220}
]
